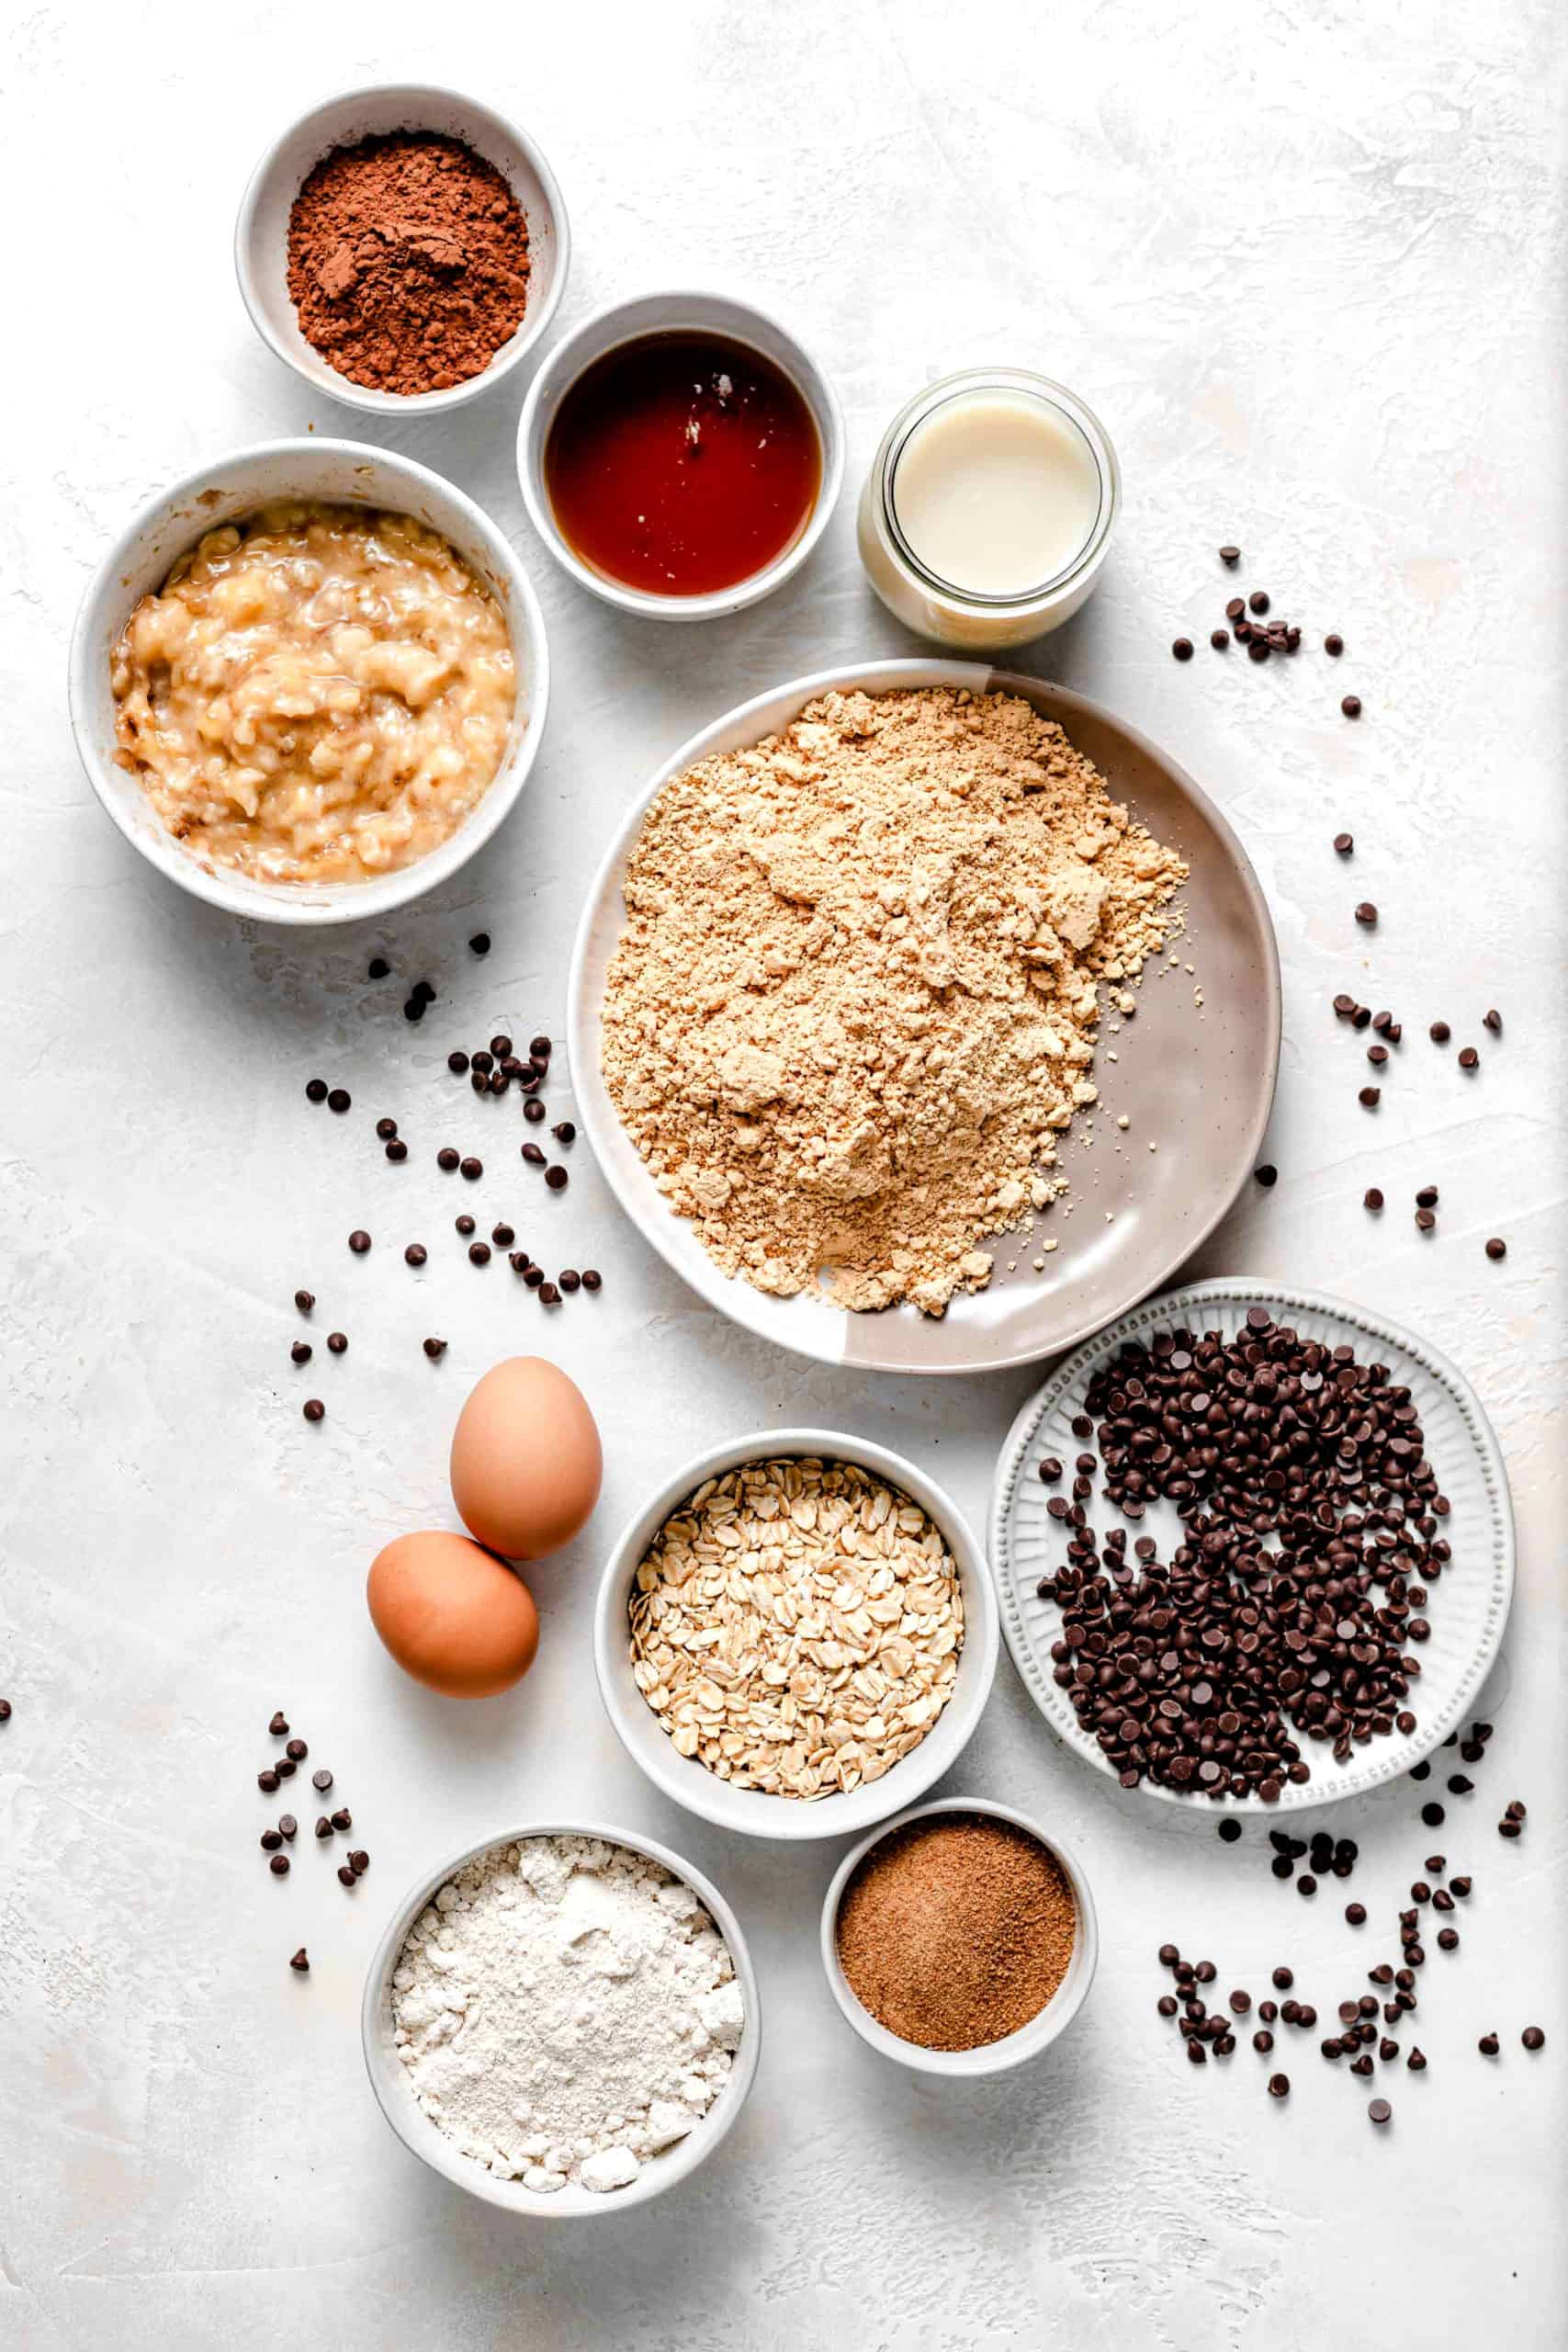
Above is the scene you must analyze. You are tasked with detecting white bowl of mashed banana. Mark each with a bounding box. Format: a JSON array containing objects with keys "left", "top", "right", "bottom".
[{"left": 68, "top": 439, "right": 548, "bottom": 924}]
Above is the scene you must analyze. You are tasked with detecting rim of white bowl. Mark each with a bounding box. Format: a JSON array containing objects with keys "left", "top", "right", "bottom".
[
  {"left": 66, "top": 436, "right": 549, "bottom": 926},
  {"left": 516, "top": 288, "right": 845, "bottom": 619},
  {"left": 362, "top": 1817, "right": 761, "bottom": 2216},
  {"left": 819, "top": 1795, "right": 1100, "bottom": 2076},
  {"left": 592, "top": 1427, "right": 999, "bottom": 1841},
  {"left": 234, "top": 81, "right": 570, "bottom": 416},
  {"left": 988, "top": 1277, "right": 1517, "bottom": 1813}
]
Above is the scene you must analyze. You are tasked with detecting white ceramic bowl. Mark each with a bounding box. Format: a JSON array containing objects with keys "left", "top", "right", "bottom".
[
  {"left": 67, "top": 437, "right": 549, "bottom": 926},
  {"left": 593, "top": 1428, "right": 998, "bottom": 1842},
  {"left": 990, "top": 1278, "right": 1517, "bottom": 1813},
  {"left": 820, "top": 1796, "right": 1100, "bottom": 2076},
  {"left": 517, "top": 289, "right": 844, "bottom": 619},
  {"left": 362, "top": 1819, "right": 760, "bottom": 2216},
  {"left": 235, "top": 83, "right": 570, "bottom": 415}
]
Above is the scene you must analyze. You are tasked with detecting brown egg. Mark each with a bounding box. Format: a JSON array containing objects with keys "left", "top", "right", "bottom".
[
  {"left": 367, "top": 1531, "right": 539, "bottom": 1698},
  {"left": 450, "top": 1356, "right": 602, "bottom": 1561}
]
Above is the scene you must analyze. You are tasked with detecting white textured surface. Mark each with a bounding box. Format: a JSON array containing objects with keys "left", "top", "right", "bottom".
[{"left": 2, "top": 4, "right": 1564, "bottom": 2348}]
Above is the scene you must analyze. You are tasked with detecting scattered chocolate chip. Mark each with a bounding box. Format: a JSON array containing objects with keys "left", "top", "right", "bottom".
[
  {"left": 268, "top": 1852, "right": 291, "bottom": 1877},
  {"left": 1342, "top": 695, "right": 1361, "bottom": 718},
  {"left": 1354, "top": 901, "right": 1377, "bottom": 927},
  {"left": 1484, "top": 1238, "right": 1506, "bottom": 1261},
  {"left": 285, "top": 1739, "right": 306, "bottom": 1762},
  {"left": 1325, "top": 633, "right": 1344, "bottom": 656},
  {"left": 1421, "top": 1802, "right": 1444, "bottom": 1826},
  {"left": 456, "top": 1214, "right": 476, "bottom": 1236},
  {"left": 403, "top": 998, "right": 424, "bottom": 1023},
  {"left": 559, "top": 1269, "right": 582, "bottom": 1293},
  {"left": 1346, "top": 1902, "right": 1367, "bottom": 1926},
  {"left": 331, "top": 1808, "right": 353, "bottom": 1832},
  {"left": 468, "top": 1242, "right": 491, "bottom": 1266},
  {"left": 303, "top": 1399, "right": 325, "bottom": 1423},
  {"left": 314, "top": 1815, "right": 333, "bottom": 1838},
  {"left": 306, "top": 1079, "right": 328, "bottom": 1104},
  {"left": 1334, "top": 831, "right": 1354, "bottom": 855},
  {"left": 277, "top": 1815, "right": 297, "bottom": 1840},
  {"left": 294, "top": 1290, "right": 314, "bottom": 1315},
  {"left": 1369, "top": 2097, "right": 1391, "bottom": 2125},
  {"left": 261, "top": 1828, "right": 282, "bottom": 1851},
  {"left": 437, "top": 1147, "right": 459, "bottom": 1171},
  {"left": 423, "top": 1337, "right": 447, "bottom": 1360},
  {"left": 1254, "top": 1164, "right": 1278, "bottom": 1188},
  {"left": 460, "top": 1157, "right": 482, "bottom": 1181},
  {"left": 1219, "top": 546, "right": 1241, "bottom": 566},
  {"left": 1359, "top": 1086, "right": 1381, "bottom": 1107},
  {"left": 327, "top": 1331, "right": 347, "bottom": 1354},
  {"left": 1483, "top": 1008, "right": 1501, "bottom": 1035},
  {"left": 538, "top": 1282, "right": 561, "bottom": 1305},
  {"left": 1210, "top": 628, "right": 1229, "bottom": 650},
  {"left": 469, "top": 933, "right": 491, "bottom": 956},
  {"left": 1268, "top": 2074, "right": 1290, "bottom": 2098},
  {"left": 289, "top": 1947, "right": 310, "bottom": 1971},
  {"left": 1415, "top": 1208, "right": 1435, "bottom": 1233},
  {"left": 1363, "top": 1188, "right": 1383, "bottom": 1211},
  {"left": 1479, "top": 2033, "right": 1499, "bottom": 2055},
  {"left": 546, "top": 1166, "right": 569, "bottom": 1192},
  {"left": 524, "top": 1097, "right": 547, "bottom": 1125},
  {"left": 348, "top": 1849, "right": 369, "bottom": 1875},
  {"left": 311, "top": 1769, "right": 333, "bottom": 1792},
  {"left": 1172, "top": 638, "right": 1194, "bottom": 662},
  {"left": 327, "top": 1088, "right": 351, "bottom": 1114},
  {"left": 1523, "top": 2027, "right": 1545, "bottom": 2051},
  {"left": 581, "top": 1269, "right": 602, "bottom": 1292},
  {"left": 1248, "top": 591, "right": 1269, "bottom": 615},
  {"left": 348, "top": 1230, "right": 371, "bottom": 1255},
  {"left": 522, "top": 1141, "right": 546, "bottom": 1165},
  {"left": 1218, "top": 1819, "right": 1242, "bottom": 1844},
  {"left": 1458, "top": 1046, "right": 1479, "bottom": 1070},
  {"left": 404, "top": 1243, "right": 427, "bottom": 1268},
  {"left": 337, "top": 1864, "right": 357, "bottom": 1887},
  {"left": 552, "top": 1122, "right": 576, "bottom": 1146}
]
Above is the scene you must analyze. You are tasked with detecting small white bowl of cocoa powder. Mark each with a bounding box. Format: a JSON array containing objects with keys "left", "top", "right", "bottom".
[
  {"left": 234, "top": 84, "right": 570, "bottom": 414},
  {"left": 820, "top": 1797, "right": 1099, "bottom": 2076}
]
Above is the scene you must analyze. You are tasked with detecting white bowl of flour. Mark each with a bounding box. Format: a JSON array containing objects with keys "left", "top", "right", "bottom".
[{"left": 362, "top": 1823, "right": 760, "bottom": 2214}]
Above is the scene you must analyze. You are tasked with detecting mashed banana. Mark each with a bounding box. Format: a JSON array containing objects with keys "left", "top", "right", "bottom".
[{"left": 110, "top": 501, "right": 514, "bottom": 885}]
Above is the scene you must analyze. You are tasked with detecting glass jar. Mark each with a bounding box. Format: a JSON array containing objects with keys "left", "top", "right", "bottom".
[{"left": 857, "top": 368, "right": 1119, "bottom": 650}]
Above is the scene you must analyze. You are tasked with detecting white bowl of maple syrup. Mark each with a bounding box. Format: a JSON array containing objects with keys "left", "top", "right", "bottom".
[{"left": 516, "top": 290, "right": 843, "bottom": 621}]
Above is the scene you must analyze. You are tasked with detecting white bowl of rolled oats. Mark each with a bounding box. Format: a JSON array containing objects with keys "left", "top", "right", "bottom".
[{"left": 594, "top": 1430, "right": 998, "bottom": 1841}]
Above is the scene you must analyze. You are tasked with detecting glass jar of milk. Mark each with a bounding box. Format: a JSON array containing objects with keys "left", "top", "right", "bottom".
[{"left": 858, "top": 369, "right": 1119, "bottom": 649}]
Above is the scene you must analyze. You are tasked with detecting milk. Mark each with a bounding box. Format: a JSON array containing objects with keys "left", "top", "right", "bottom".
[{"left": 891, "top": 390, "right": 1101, "bottom": 600}]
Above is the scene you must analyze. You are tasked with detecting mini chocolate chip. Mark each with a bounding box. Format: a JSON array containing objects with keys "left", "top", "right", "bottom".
[
  {"left": 348, "top": 1849, "right": 369, "bottom": 1875},
  {"left": 303, "top": 1399, "right": 325, "bottom": 1423},
  {"left": 581, "top": 1270, "right": 602, "bottom": 1291},
  {"left": 457, "top": 1214, "right": 476, "bottom": 1235},
  {"left": 1523, "top": 2027, "right": 1545, "bottom": 2051},
  {"left": 294, "top": 1291, "right": 313, "bottom": 1314},
  {"left": 559, "top": 1270, "right": 581, "bottom": 1293},
  {"left": 327, "top": 1088, "right": 351, "bottom": 1114},
  {"left": 306, "top": 1079, "right": 328, "bottom": 1103},
  {"left": 1479, "top": 2033, "right": 1499, "bottom": 2055},
  {"left": 1359, "top": 1087, "right": 1381, "bottom": 1107},
  {"left": 1219, "top": 546, "right": 1241, "bottom": 565},
  {"left": 460, "top": 1157, "right": 483, "bottom": 1181},
  {"left": 1369, "top": 2098, "right": 1391, "bottom": 2124},
  {"left": 1355, "top": 901, "right": 1378, "bottom": 926},
  {"left": 277, "top": 1815, "right": 297, "bottom": 1839},
  {"left": 1211, "top": 629, "right": 1229, "bottom": 650},
  {"left": 257, "top": 1768, "right": 280, "bottom": 1792},
  {"left": 552, "top": 1121, "right": 576, "bottom": 1145},
  {"left": 1172, "top": 638, "right": 1194, "bottom": 662},
  {"left": 404, "top": 1243, "right": 427, "bottom": 1267},
  {"left": 437, "top": 1147, "right": 459, "bottom": 1171},
  {"left": 1363, "top": 1187, "right": 1383, "bottom": 1210},
  {"left": 285, "top": 1739, "right": 306, "bottom": 1762},
  {"left": 546, "top": 1166, "right": 568, "bottom": 1192},
  {"left": 1346, "top": 1902, "right": 1367, "bottom": 1926},
  {"left": 423, "top": 1337, "right": 447, "bottom": 1360},
  {"left": 522, "top": 1142, "right": 546, "bottom": 1165},
  {"left": 314, "top": 1815, "right": 333, "bottom": 1838},
  {"left": 468, "top": 1242, "right": 491, "bottom": 1266},
  {"left": 1458, "top": 1046, "right": 1479, "bottom": 1070},
  {"left": 1248, "top": 591, "right": 1269, "bottom": 615},
  {"left": 448, "top": 1051, "right": 470, "bottom": 1075},
  {"left": 538, "top": 1282, "right": 561, "bottom": 1305},
  {"left": 1485, "top": 1238, "right": 1507, "bottom": 1261},
  {"left": 338, "top": 1864, "right": 357, "bottom": 1887},
  {"left": 1342, "top": 695, "right": 1362, "bottom": 718},
  {"left": 290, "top": 1947, "right": 310, "bottom": 1971},
  {"left": 1268, "top": 2074, "right": 1290, "bottom": 2098},
  {"left": 269, "top": 1852, "right": 291, "bottom": 1876},
  {"left": 261, "top": 1828, "right": 282, "bottom": 1851},
  {"left": 1334, "top": 831, "right": 1354, "bottom": 855},
  {"left": 1429, "top": 1021, "right": 1450, "bottom": 1044},
  {"left": 348, "top": 1230, "right": 371, "bottom": 1255},
  {"left": 291, "top": 1340, "right": 312, "bottom": 1364},
  {"left": 491, "top": 1222, "right": 515, "bottom": 1248},
  {"left": 327, "top": 1331, "right": 347, "bottom": 1354},
  {"left": 524, "top": 1097, "right": 546, "bottom": 1125}
]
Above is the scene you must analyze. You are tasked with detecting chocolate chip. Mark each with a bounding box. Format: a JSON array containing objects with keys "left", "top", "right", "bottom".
[
  {"left": 261, "top": 1828, "right": 282, "bottom": 1850},
  {"left": 1458, "top": 1046, "right": 1479, "bottom": 1070},
  {"left": 559, "top": 1269, "right": 582, "bottom": 1293},
  {"left": 1483, "top": 1008, "right": 1501, "bottom": 1035},
  {"left": 423, "top": 1337, "right": 446, "bottom": 1360},
  {"left": 437, "top": 1147, "right": 459, "bottom": 1171},
  {"left": 303, "top": 1399, "right": 325, "bottom": 1422},
  {"left": 294, "top": 1291, "right": 314, "bottom": 1315},
  {"left": 331, "top": 1808, "right": 352, "bottom": 1831},
  {"left": 306, "top": 1079, "right": 328, "bottom": 1104},
  {"left": 1368, "top": 1045, "right": 1388, "bottom": 1067},
  {"left": 289, "top": 1947, "right": 310, "bottom": 1972},
  {"left": 522, "top": 1141, "right": 546, "bottom": 1165},
  {"left": 1218, "top": 1818, "right": 1242, "bottom": 1843},
  {"left": 538, "top": 1283, "right": 561, "bottom": 1305},
  {"left": 491, "top": 1222, "right": 515, "bottom": 1248},
  {"left": 1210, "top": 629, "right": 1229, "bottom": 650},
  {"left": 1171, "top": 638, "right": 1194, "bottom": 662},
  {"left": 1355, "top": 901, "right": 1377, "bottom": 926},
  {"left": 1219, "top": 546, "right": 1241, "bottom": 565},
  {"left": 1342, "top": 695, "right": 1362, "bottom": 718},
  {"left": 348, "top": 1230, "right": 371, "bottom": 1255},
  {"left": 1334, "top": 832, "right": 1354, "bottom": 855},
  {"left": 524, "top": 1097, "right": 547, "bottom": 1125},
  {"left": 257, "top": 1768, "right": 280, "bottom": 1792},
  {"left": 314, "top": 1815, "right": 333, "bottom": 1838},
  {"left": 581, "top": 1270, "right": 603, "bottom": 1292},
  {"left": 456, "top": 1214, "right": 476, "bottom": 1235},
  {"left": 277, "top": 1814, "right": 297, "bottom": 1839},
  {"left": 468, "top": 1242, "right": 491, "bottom": 1266},
  {"left": 337, "top": 1864, "right": 357, "bottom": 1887},
  {"left": 1225, "top": 596, "right": 1246, "bottom": 621},
  {"left": 403, "top": 999, "right": 424, "bottom": 1023},
  {"left": 552, "top": 1122, "right": 576, "bottom": 1146},
  {"left": 269, "top": 1852, "right": 290, "bottom": 1876},
  {"left": 546, "top": 1167, "right": 569, "bottom": 1191},
  {"left": 348, "top": 1849, "right": 369, "bottom": 1875},
  {"left": 460, "top": 1157, "right": 483, "bottom": 1181},
  {"left": 1325, "top": 633, "right": 1344, "bottom": 656},
  {"left": 327, "top": 1331, "right": 347, "bottom": 1354},
  {"left": 469, "top": 933, "right": 491, "bottom": 956},
  {"left": 1359, "top": 1086, "right": 1381, "bottom": 1107},
  {"left": 1523, "top": 2027, "right": 1545, "bottom": 2051},
  {"left": 1415, "top": 1208, "right": 1435, "bottom": 1232},
  {"left": 311, "top": 1769, "right": 333, "bottom": 1792},
  {"left": 1484, "top": 1238, "right": 1506, "bottom": 1261},
  {"left": 1363, "top": 1188, "right": 1383, "bottom": 1211},
  {"left": 327, "top": 1088, "right": 351, "bottom": 1114},
  {"left": 1268, "top": 2074, "right": 1290, "bottom": 2098},
  {"left": 1346, "top": 1902, "right": 1367, "bottom": 1926},
  {"left": 1369, "top": 2097, "right": 1392, "bottom": 2124},
  {"left": 1254, "top": 1164, "right": 1278, "bottom": 1188},
  {"left": 1479, "top": 2033, "right": 1499, "bottom": 2055},
  {"left": 285, "top": 1740, "right": 306, "bottom": 1762},
  {"left": 1421, "top": 1802, "right": 1444, "bottom": 1826},
  {"left": 1248, "top": 591, "right": 1270, "bottom": 615},
  {"left": 404, "top": 1243, "right": 427, "bottom": 1267}
]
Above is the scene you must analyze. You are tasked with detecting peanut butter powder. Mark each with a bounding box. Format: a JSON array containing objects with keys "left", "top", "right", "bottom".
[{"left": 601, "top": 687, "right": 1185, "bottom": 1316}]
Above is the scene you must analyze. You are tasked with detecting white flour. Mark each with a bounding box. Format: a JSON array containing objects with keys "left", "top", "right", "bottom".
[{"left": 390, "top": 1834, "right": 743, "bottom": 2196}]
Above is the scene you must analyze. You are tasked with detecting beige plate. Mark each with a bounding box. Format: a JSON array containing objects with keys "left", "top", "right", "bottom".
[{"left": 567, "top": 660, "right": 1280, "bottom": 1375}]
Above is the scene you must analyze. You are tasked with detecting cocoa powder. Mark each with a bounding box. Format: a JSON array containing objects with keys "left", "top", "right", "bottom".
[
  {"left": 287, "top": 131, "right": 530, "bottom": 395},
  {"left": 835, "top": 1813, "right": 1077, "bottom": 2051}
]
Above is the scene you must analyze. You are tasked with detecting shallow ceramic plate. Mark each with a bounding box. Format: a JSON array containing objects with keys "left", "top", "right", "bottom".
[
  {"left": 989, "top": 1278, "right": 1515, "bottom": 1812},
  {"left": 568, "top": 660, "right": 1280, "bottom": 1374}
]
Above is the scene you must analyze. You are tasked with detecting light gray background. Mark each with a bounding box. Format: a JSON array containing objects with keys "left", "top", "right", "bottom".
[{"left": 2, "top": 2, "right": 1563, "bottom": 2346}]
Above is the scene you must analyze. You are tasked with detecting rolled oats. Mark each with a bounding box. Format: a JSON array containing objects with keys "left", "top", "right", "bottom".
[{"left": 628, "top": 1457, "right": 964, "bottom": 1799}]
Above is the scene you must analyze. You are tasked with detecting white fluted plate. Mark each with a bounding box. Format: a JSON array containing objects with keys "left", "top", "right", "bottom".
[{"left": 989, "top": 1278, "right": 1515, "bottom": 1813}]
